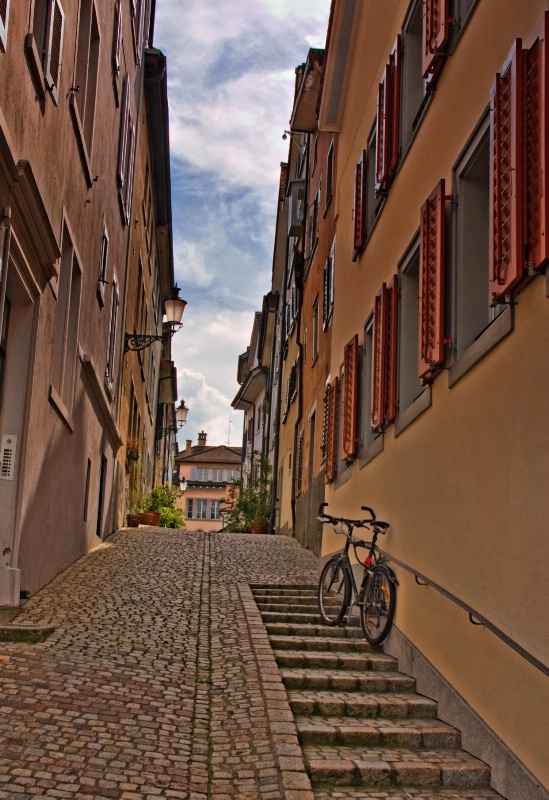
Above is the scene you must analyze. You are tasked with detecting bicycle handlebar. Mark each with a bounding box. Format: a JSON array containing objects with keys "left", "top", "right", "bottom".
[{"left": 317, "top": 502, "right": 388, "bottom": 532}]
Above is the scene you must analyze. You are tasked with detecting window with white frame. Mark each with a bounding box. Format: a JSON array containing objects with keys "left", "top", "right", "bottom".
[
  {"left": 105, "top": 276, "right": 119, "bottom": 387},
  {"left": 397, "top": 243, "right": 425, "bottom": 413},
  {"left": 196, "top": 499, "right": 207, "bottom": 519},
  {"left": 323, "top": 238, "right": 335, "bottom": 329},
  {"left": 210, "top": 500, "right": 221, "bottom": 520},
  {"left": 211, "top": 468, "right": 224, "bottom": 482},
  {"left": 0, "top": 0, "right": 10, "bottom": 52},
  {"left": 51, "top": 225, "right": 82, "bottom": 414},
  {"left": 75, "top": 0, "right": 100, "bottom": 152},
  {"left": 196, "top": 468, "right": 209, "bottom": 481},
  {"left": 30, "top": 0, "right": 65, "bottom": 103}
]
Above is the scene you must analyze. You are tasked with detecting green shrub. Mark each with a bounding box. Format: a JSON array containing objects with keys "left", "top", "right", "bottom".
[
  {"left": 143, "top": 482, "right": 185, "bottom": 529},
  {"left": 159, "top": 505, "right": 185, "bottom": 529}
]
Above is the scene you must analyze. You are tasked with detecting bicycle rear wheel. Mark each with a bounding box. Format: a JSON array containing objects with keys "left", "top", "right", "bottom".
[
  {"left": 360, "top": 565, "right": 396, "bottom": 644},
  {"left": 318, "top": 556, "right": 351, "bottom": 626}
]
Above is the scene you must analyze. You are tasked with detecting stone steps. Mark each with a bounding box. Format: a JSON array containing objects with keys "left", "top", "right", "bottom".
[{"left": 251, "top": 583, "right": 503, "bottom": 800}]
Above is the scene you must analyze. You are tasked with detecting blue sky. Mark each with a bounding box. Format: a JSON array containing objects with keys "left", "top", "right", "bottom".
[{"left": 153, "top": 0, "right": 331, "bottom": 448}]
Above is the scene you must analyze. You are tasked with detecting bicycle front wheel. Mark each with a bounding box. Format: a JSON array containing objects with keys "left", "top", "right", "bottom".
[
  {"left": 318, "top": 556, "right": 351, "bottom": 626},
  {"left": 360, "top": 565, "right": 396, "bottom": 644}
]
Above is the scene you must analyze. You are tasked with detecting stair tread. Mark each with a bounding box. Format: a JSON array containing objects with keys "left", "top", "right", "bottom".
[
  {"left": 312, "top": 789, "right": 502, "bottom": 799},
  {"left": 276, "top": 650, "right": 397, "bottom": 667},
  {"left": 266, "top": 623, "right": 364, "bottom": 638},
  {"left": 298, "top": 717, "right": 456, "bottom": 732},
  {"left": 304, "top": 745, "right": 489, "bottom": 767},
  {"left": 270, "top": 634, "right": 374, "bottom": 648}
]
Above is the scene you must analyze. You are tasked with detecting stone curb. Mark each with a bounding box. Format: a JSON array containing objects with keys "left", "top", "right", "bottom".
[
  {"left": 0, "top": 623, "right": 55, "bottom": 642},
  {"left": 239, "top": 584, "right": 315, "bottom": 800}
]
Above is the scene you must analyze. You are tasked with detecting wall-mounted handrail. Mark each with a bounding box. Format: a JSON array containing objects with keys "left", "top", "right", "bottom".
[{"left": 379, "top": 548, "right": 549, "bottom": 679}]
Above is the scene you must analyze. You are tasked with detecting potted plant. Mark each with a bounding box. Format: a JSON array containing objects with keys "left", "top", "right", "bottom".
[
  {"left": 126, "top": 439, "right": 140, "bottom": 462},
  {"left": 222, "top": 452, "right": 271, "bottom": 533},
  {"left": 142, "top": 482, "right": 186, "bottom": 528}
]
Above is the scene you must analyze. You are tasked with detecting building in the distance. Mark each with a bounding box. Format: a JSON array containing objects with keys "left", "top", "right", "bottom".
[{"left": 174, "top": 432, "right": 241, "bottom": 531}]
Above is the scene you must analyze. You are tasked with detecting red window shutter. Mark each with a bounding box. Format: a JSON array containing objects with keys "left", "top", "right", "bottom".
[
  {"left": 375, "top": 65, "right": 391, "bottom": 194},
  {"left": 45, "top": 0, "right": 65, "bottom": 102},
  {"left": 389, "top": 36, "right": 402, "bottom": 175},
  {"left": 422, "top": 0, "right": 450, "bottom": 79},
  {"left": 489, "top": 40, "right": 524, "bottom": 304},
  {"left": 325, "top": 377, "right": 339, "bottom": 483},
  {"left": 353, "top": 151, "right": 367, "bottom": 259},
  {"left": 385, "top": 277, "right": 398, "bottom": 423},
  {"left": 419, "top": 180, "right": 446, "bottom": 382},
  {"left": 525, "top": 14, "right": 549, "bottom": 270},
  {"left": 342, "top": 335, "right": 359, "bottom": 457},
  {"left": 371, "top": 285, "right": 388, "bottom": 431}
]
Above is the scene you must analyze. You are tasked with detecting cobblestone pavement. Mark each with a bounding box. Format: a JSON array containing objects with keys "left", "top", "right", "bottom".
[{"left": 0, "top": 529, "right": 319, "bottom": 800}]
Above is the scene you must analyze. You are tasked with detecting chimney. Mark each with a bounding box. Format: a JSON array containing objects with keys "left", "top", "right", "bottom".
[
  {"left": 198, "top": 431, "right": 207, "bottom": 447},
  {"left": 185, "top": 439, "right": 193, "bottom": 455}
]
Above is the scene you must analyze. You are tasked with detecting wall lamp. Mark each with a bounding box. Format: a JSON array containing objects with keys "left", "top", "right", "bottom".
[
  {"left": 159, "top": 399, "right": 189, "bottom": 435},
  {"left": 124, "top": 286, "right": 187, "bottom": 353}
]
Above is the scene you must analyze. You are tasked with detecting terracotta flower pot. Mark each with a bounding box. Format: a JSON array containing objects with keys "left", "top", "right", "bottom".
[
  {"left": 141, "top": 511, "right": 160, "bottom": 526},
  {"left": 127, "top": 514, "right": 141, "bottom": 528},
  {"left": 251, "top": 523, "right": 268, "bottom": 535}
]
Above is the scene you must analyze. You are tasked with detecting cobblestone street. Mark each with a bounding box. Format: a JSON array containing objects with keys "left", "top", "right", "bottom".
[{"left": 0, "top": 530, "right": 319, "bottom": 800}]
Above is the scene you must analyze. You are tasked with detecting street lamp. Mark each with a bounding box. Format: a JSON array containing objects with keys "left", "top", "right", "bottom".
[
  {"left": 124, "top": 285, "right": 187, "bottom": 353},
  {"left": 158, "top": 399, "right": 189, "bottom": 435}
]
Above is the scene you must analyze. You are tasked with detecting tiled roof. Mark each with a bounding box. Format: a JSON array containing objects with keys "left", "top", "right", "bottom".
[{"left": 175, "top": 445, "right": 242, "bottom": 465}]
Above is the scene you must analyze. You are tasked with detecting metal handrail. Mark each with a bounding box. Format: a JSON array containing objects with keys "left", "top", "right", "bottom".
[{"left": 379, "top": 548, "right": 549, "bottom": 679}]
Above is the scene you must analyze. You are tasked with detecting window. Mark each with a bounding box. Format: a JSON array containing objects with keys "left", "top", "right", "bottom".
[
  {"left": 323, "top": 239, "right": 335, "bottom": 329},
  {"left": 324, "top": 377, "right": 339, "bottom": 482},
  {"left": 325, "top": 140, "right": 334, "bottom": 210},
  {"left": 0, "top": 0, "right": 10, "bottom": 52},
  {"left": 449, "top": 115, "right": 511, "bottom": 385},
  {"left": 401, "top": 1, "right": 426, "bottom": 153},
  {"left": 371, "top": 280, "right": 398, "bottom": 432},
  {"left": 359, "top": 317, "right": 383, "bottom": 462},
  {"left": 0, "top": 297, "right": 10, "bottom": 407},
  {"left": 112, "top": 0, "right": 122, "bottom": 74},
  {"left": 187, "top": 499, "right": 193, "bottom": 519},
  {"left": 75, "top": 0, "right": 100, "bottom": 153},
  {"left": 376, "top": 36, "right": 401, "bottom": 195},
  {"left": 106, "top": 277, "right": 119, "bottom": 387},
  {"left": 118, "top": 75, "right": 137, "bottom": 224},
  {"left": 211, "top": 468, "right": 224, "bottom": 482},
  {"left": 131, "top": 0, "right": 151, "bottom": 64},
  {"left": 296, "top": 429, "right": 304, "bottom": 495},
  {"left": 305, "top": 187, "right": 320, "bottom": 263},
  {"left": 210, "top": 500, "right": 221, "bottom": 520},
  {"left": 312, "top": 296, "right": 319, "bottom": 363},
  {"left": 196, "top": 468, "right": 209, "bottom": 481},
  {"left": 227, "top": 469, "right": 240, "bottom": 482},
  {"left": 29, "top": 0, "right": 65, "bottom": 103},
  {"left": 396, "top": 242, "right": 432, "bottom": 433},
  {"left": 196, "top": 499, "right": 207, "bottom": 520},
  {"left": 51, "top": 226, "right": 82, "bottom": 415}
]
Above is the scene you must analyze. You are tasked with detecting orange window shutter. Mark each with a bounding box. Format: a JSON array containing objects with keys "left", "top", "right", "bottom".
[
  {"left": 389, "top": 36, "right": 402, "bottom": 175},
  {"left": 371, "top": 285, "right": 388, "bottom": 431},
  {"left": 525, "top": 14, "right": 549, "bottom": 270},
  {"left": 489, "top": 40, "right": 524, "bottom": 304},
  {"left": 325, "top": 377, "right": 339, "bottom": 483},
  {"left": 353, "top": 151, "right": 367, "bottom": 259},
  {"left": 342, "top": 335, "right": 359, "bottom": 457},
  {"left": 422, "top": 0, "right": 450, "bottom": 79},
  {"left": 385, "top": 277, "right": 398, "bottom": 424},
  {"left": 419, "top": 180, "right": 446, "bottom": 383},
  {"left": 375, "top": 66, "right": 391, "bottom": 194}
]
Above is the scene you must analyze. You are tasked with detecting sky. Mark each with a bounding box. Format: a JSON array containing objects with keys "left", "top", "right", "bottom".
[{"left": 152, "top": 0, "right": 331, "bottom": 449}]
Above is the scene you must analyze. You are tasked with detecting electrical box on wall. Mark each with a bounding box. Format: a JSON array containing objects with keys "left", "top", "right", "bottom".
[{"left": 0, "top": 434, "right": 17, "bottom": 480}]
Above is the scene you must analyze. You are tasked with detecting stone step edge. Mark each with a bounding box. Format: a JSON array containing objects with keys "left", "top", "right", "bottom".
[{"left": 0, "top": 623, "right": 55, "bottom": 643}]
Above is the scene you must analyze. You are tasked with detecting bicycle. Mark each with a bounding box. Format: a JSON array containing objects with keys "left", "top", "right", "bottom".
[{"left": 316, "top": 502, "right": 398, "bottom": 645}]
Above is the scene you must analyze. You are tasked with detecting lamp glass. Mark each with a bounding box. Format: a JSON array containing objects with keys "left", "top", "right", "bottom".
[
  {"left": 164, "top": 295, "right": 187, "bottom": 325},
  {"left": 176, "top": 400, "right": 189, "bottom": 425}
]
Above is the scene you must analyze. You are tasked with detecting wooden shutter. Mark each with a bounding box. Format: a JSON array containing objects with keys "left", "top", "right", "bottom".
[
  {"left": 489, "top": 40, "right": 524, "bottom": 304},
  {"left": 422, "top": 0, "right": 450, "bottom": 79},
  {"left": 376, "top": 38, "right": 401, "bottom": 195},
  {"left": 0, "top": 0, "right": 10, "bottom": 52},
  {"left": 385, "top": 277, "right": 398, "bottom": 423},
  {"left": 375, "top": 65, "right": 391, "bottom": 194},
  {"left": 325, "top": 377, "right": 339, "bottom": 483},
  {"left": 525, "top": 15, "right": 549, "bottom": 270},
  {"left": 45, "top": 0, "right": 65, "bottom": 103},
  {"left": 124, "top": 122, "right": 137, "bottom": 223},
  {"left": 106, "top": 281, "right": 119, "bottom": 384},
  {"left": 353, "top": 151, "right": 367, "bottom": 259},
  {"left": 342, "top": 335, "right": 359, "bottom": 457},
  {"left": 371, "top": 285, "right": 388, "bottom": 431},
  {"left": 419, "top": 180, "right": 446, "bottom": 382}
]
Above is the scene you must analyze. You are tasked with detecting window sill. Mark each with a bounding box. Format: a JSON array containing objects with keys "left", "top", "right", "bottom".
[
  {"left": 359, "top": 432, "right": 384, "bottom": 468},
  {"left": 448, "top": 306, "right": 513, "bottom": 388},
  {"left": 334, "top": 462, "right": 353, "bottom": 489},
  {"left": 69, "top": 95, "right": 93, "bottom": 188},
  {"left": 394, "top": 385, "right": 432, "bottom": 437},
  {"left": 49, "top": 385, "right": 74, "bottom": 431}
]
